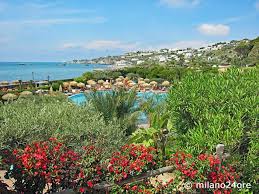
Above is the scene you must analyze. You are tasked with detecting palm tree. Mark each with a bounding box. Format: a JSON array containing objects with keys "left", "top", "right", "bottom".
[{"left": 86, "top": 89, "right": 140, "bottom": 135}]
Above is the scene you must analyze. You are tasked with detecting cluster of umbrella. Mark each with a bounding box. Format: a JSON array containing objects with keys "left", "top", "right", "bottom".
[
  {"left": 61, "top": 77, "right": 170, "bottom": 91},
  {"left": 112, "top": 76, "right": 171, "bottom": 90},
  {"left": 62, "top": 80, "right": 112, "bottom": 90},
  {"left": 0, "top": 80, "right": 21, "bottom": 86},
  {"left": 1, "top": 91, "right": 33, "bottom": 101}
]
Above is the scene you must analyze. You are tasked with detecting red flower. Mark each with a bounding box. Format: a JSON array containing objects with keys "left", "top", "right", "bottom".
[
  {"left": 87, "top": 181, "right": 94, "bottom": 188},
  {"left": 79, "top": 187, "right": 85, "bottom": 193},
  {"left": 198, "top": 154, "right": 207, "bottom": 161},
  {"left": 131, "top": 185, "right": 138, "bottom": 191}
]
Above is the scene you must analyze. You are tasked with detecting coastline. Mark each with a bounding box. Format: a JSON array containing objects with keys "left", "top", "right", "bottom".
[{"left": 0, "top": 62, "right": 112, "bottom": 82}]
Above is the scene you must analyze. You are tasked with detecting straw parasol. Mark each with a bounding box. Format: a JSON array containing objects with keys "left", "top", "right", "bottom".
[
  {"left": 150, "top": 81, "right": 158, "bottom": 86},
  {"left": 0, "top": 81, "right": 9, "bottom": 86},
  {"left": 115, "top": 82, "right": 124, "bottom": 87},
  {"left": 138, "top": 80, "right": 145, "bottom": 85},
  {"left": 59, "top": 85, "right": 63, "bottom": 92},
  {"left": 2, "top": 93, "right": 18, "bottom": 101},
  {"left": 19, "top": 91, "right": 33, "bottom": 98},
  {"left": 162, "top": 81, "right": 170, "bottom": 87},
  {"left": 119, "top": 76, "right": 124, "bottom": 79},
  {"left": 98, "top": 80, "right": 105, "bottom": 85},
  {"left": 12, "top": 80, "right": 20, "bottom": 85},
  {"left": 144, "top": 78, "right": 150, "bottom": 83},
  {"left": 63, "top": 82, "right": 69, "bottom": 88},
  {"left": 77, "top": 83, "right": 85, "bottom": 88},
  {"left": 138, "top": 78, "right": 144, "bottom": 82},
  {"left": 87, "top": 80, "right": 96, "bottom": 86},
  {"left": 116, "top": 78, "right": 122, "bottom": 82},
  {"left": 70, "top": 81, "right": 78, "bottom": 87},
  {"left": 143, "top": 83, "right": 151, "bottom": 89}
]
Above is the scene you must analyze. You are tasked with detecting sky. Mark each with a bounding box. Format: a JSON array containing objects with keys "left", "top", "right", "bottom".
[{"left": 0, "top": 0, "right": 258, "bottom": 62}]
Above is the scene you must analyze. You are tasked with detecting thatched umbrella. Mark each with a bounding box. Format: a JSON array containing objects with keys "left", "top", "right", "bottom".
[
  {"left": 70, "top": 81, "right": 78, "bottom": 87},
  {"left": 87, "top": 80, "right": 96, "bottom": 86},
  {"left": 59, "top": 85, "right": 63, "bottom": 92},
  {"left": 0, "top": 81, "right": 9, "bottom": 86},
  {"left": 138, "top": 78, "right": 144, "bottom": 82},
  {"left": 12, "top": 80, "right": 20, "bottom": 85},
  {"left": 144, "top": 78, "right": 150, "bottom": 83},
  {"left": 77, "top": 83, "right": 85, "bottom": 88},
  {"left": 115, "top": 82, "right": 124, "bottom": 87},
  {"left": 162, "top": 81, "right": 170, "bottom": 87},
  {"left": 63, "top": 82, "right": 69, "bottom": 88},
  {"left": 119, "top": 76, "right": 124, "bottom": 79},
  {"left": 150, "top": 81, "right": 158, "bottom": 86},
  {"left": 2, "top": 93, "right": 18, "bottom": 101},
  {"left": 19, "top": 91, "right": 33, "bottom": 98},
  {"left": 98, "top": 80, "right": 105, "bottom": 85},
  {"left": 116, "top": 78, "right": 122, "bottom": 82},
  {"left": 138, "top": 80, "right": 145, "bottom": 85},
  {"left": 143, "top": 83, "right": 151, "bottom": 88}
]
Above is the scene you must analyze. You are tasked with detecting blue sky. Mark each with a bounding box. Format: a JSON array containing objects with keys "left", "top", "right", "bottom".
[{"left": 0, "top": 0, "right": 258, "bottom": 61}]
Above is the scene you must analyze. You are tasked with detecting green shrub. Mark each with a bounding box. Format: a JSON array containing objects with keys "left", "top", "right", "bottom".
[
  {"left": 51, "top": 82, "right": 60, "bottom": 91},
  {"left": 87, "top": 90, "right": 140, "bottom": 135},
  {"left": 74, "top": 76, "right": 85, "bottom": 83},
  {"left": 0, "top": 95, "right": 125, "bottom": 158},
  {"left": 167, "top": 68, "right": 258, "bottom": 192},
  {"left": 168, "top": 68, "right": 258, "bottom": 152}
]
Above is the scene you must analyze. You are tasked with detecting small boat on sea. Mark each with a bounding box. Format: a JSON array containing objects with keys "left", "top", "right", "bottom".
[{"left": 18, "top": 63, "right": 26, "bottom": 66}]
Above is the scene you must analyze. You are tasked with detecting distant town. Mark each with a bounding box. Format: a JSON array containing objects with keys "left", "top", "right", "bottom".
[{"left": 67, "top": 37, "right": 258, "bottom": 68}]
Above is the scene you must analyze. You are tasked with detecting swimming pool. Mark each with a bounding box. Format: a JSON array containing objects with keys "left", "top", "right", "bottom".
[{"left": 68, "top": 91, "right": 167, "bottom": 124}]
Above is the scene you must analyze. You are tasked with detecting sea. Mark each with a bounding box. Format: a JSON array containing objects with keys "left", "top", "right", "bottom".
[{"left": 0, "top": 62, "right": 111, "bottom": 82}]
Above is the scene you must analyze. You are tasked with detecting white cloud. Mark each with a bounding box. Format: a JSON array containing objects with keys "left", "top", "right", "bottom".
[
  {"left": 160, "top": 0, "right": 200, "bottom": 7},
  {"left": 197, "top": 24, "right": 230, "bottom": 36},
  {"left": 256, "top": 1, "right": 259, "bottom": 10},
  {"left": 61, "top": 40, "right": 139, "bottom": 51}
]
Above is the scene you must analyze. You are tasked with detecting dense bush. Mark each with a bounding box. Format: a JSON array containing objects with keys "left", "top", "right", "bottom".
[
  {"left": 3, "top": 140, "right": 240, "bottom": 193},
  {"left": 168, "top": 68, "right": 258, "bottom": 151},
  {"left": 77, "top": 64, "right": 219, "bottom": 83},
  {"left": 0, "top": 95, "right": 125, "bottom": 158},
  {"left": 167, "top": 68, "right": 259, "bottom": 191},
  {"left": 3, "top": 138, "right": 81, "bottom": 193}
]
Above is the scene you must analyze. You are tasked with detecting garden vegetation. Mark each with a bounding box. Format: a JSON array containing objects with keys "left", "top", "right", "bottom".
[{"left": 0, "top": 66, "right": 258, "bottom": 193}]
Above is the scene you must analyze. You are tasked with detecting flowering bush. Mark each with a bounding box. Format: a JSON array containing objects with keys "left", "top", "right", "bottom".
[
  {"left": 76, "top": 145, "right": 107, "bottom": 193},
  {"left": 1, "top": 141, "right": 240, "bottom": 194},
  {"left": 3, "top": 138, "right": 81, "bottom": 193},
  {"left": 167, "top": 151, "right": 239, "bottom": 193},
  {"left": 107, "top": 144, "right": 158, "bottom": 182}
]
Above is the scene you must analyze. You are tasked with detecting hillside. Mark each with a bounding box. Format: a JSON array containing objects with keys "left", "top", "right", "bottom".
[{"left": 69, "top": 37, "right": 259, "bottom": 67}]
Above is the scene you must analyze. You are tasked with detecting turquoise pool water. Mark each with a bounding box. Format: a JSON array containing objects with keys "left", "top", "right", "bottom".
[{"left": 69, "top": 91, "right": 167, "bottom": 124}]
